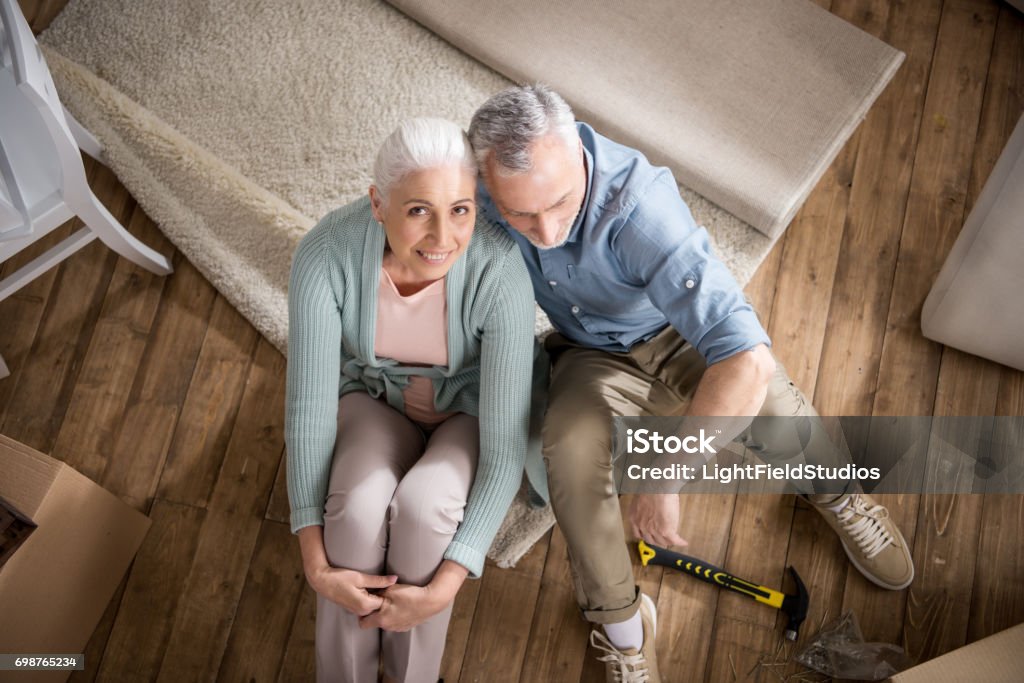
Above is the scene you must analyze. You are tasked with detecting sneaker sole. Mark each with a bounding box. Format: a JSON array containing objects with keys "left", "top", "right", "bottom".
[
  {"left": 838, "top": 539, "right": 914, "bottom": 591},
  {"left": 641, "top": 593, "right": 658, "bottom": 635}
]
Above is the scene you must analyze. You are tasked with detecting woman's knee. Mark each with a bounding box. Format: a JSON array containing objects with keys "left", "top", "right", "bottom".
[
  {"left": 389, "top": 463, "right": 468, "bottom": 539},
  {"left": 322, "top": 486, "right": 390, "bottom": 567}
]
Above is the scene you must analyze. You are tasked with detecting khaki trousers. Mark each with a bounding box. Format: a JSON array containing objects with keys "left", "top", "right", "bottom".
[
  {"left": 542, "top": 325, "right": 837, "bottom": 624},
  {"left": 317, "top": 392, "right": 478, "bottom": 683}
]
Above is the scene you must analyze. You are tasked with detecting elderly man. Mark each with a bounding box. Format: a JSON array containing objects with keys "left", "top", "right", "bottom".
[{"left": 469, "top": 85, "right": 914, "bottom": 681}]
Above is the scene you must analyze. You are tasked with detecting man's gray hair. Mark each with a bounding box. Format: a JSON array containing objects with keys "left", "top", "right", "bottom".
[
  {"left": 469, "top": 84, "right": 578, "bottom": 174},
  {"left": 373, "top": 118, "right": 477, "bottom": 203}
]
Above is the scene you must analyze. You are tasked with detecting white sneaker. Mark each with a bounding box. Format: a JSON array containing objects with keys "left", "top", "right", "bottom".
[
  {"left": 590, "top": 594, "right": 661, "bottom": 683},
  {"left": 811, "top": 492, "right": 914, "bottom": 590}
]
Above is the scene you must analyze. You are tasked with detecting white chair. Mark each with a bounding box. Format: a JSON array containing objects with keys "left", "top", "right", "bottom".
[{"left": 0, "top": 0, "right": 172, "bottom": 379}]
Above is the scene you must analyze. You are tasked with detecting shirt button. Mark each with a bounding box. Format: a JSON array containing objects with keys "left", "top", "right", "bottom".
[
  {"left": 571, "top": 305, "right": 581, "bottom": 314},
  {"left": 685, "top": 279, "right": 696, "bottom": 289},
  {"left": 548, "top": 280, "right": 557, "bottom": 287}
]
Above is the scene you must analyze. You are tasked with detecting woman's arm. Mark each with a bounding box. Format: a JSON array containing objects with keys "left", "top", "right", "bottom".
[
  {"left": 443, "top": 250, "right": 536, "bottom": 577},
  {"left": 286, "top": 228, "right": 344, "bottom": 532}
]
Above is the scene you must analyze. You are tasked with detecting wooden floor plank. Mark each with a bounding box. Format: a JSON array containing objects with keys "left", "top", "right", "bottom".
[
  {"left": 0, "top": 219, "right": 78, "bottom": 423},
  {"left": 68, "top": 578, "right": 127, "bottom": 683},
  {"left": 459, "top": 542, "right": 548, "bottom": 683},
  {"left": 649, "top": 494, "right": 734, "bottom": 683},
  {"left": 266, "top": 448, "right": 292, "bottom": 524},
  {"left": 218, "top": 520, "right": 306, "bottom": 683},
  {"left": 866, "top": 0, "right": 999, "bottom": 663},
  {"left": 743, "top": 240, "right": 783, "bottom": 330},
  {"left": 98, "top": 254, "right": 216, "bottom": 511},
  {"left": 873, "top": 0, "right": 997, "bottom": 418},
  {"left": 97, "top": 500, "right": 206, "bottom": 682},
  {"left": 51, "top": 203, "right": 171, "bottom": 480},
  {"left": 153, "top": 295, "right": 259, "bottom": 508},
  {"left": 276, "top": 586, "right": 318, "bottom": 683},
  {"left": 155, "top": 339, "right": 287, "bottom": 680},
  {"left": 704, "top": 491, "right": 794, "bottom": 681},
  {"left": 813, "top": 0, "right": 943, "bottom": 418},
  {"left": 906, "top": 352, "right": 1000, "bottom": 661},
  {"left": 955, "top": 18, "right": 1023, "bottom": 575},
  {"left": 765, "top": 106, "right": 859, "bottom": 398},
  {"left": 518, "top": 527, "right": 591, "bottom": 683},
  {"left": 968, "top": 494, "right": 1024, "bottom": 642},
  {"left": 825, "top": 0, "right": 946, "bottom": 648},
  {"left": 970, "top": 338, "right": 1024, "bottom": 641},
  {"left": 441, "top": 563, "right": 484, "bottom": 683},
  {"left": 0, "top": 163, "right": 123, "bottom": 452}
]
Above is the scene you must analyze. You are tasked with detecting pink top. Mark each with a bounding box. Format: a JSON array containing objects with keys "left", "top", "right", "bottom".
[{"left": 374, "top": 268, "right": 454, "bottom": 425}]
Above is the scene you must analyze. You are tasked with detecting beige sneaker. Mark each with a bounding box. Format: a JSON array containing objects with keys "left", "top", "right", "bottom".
[
  {"left": 590, "top": 594, "right": 661, "bottom": 683},
  {"left": 810, "top": 492, "right": 914, "bottom": 590}
]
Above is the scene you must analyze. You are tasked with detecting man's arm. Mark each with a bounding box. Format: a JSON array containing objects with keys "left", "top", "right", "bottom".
[{"left": 628, "top": 343, "right": 775, "bottom": 548}]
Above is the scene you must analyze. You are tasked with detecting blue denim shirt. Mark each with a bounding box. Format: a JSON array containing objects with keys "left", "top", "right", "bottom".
[{"left": 479, "top": 122, "right": 770, "bottom": 365}]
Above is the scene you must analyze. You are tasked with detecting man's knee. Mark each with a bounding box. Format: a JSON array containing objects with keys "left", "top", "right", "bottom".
[
  {"left": 758, "top": 362, "right": 812, "bottom": 418},
  {"left": 746, "top": 363, "right": 819, "bottom": 463},
  {"left": 542, "top": 403, "right": 615, "bottom": 493}
]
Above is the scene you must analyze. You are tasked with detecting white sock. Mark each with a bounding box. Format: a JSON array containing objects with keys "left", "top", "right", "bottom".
[
  {"left": 603, "top": 610, "right": 644, "bottom": 652},
  {"left": 823, "top": 495, "right": 852, "bottom": 513}
]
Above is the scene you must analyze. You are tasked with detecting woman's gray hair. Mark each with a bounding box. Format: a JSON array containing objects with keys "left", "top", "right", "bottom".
[
  {"left": 373, "top": 118, "right": 477, "bottom": 203},
  {"left": 469, "top": 84, "right": 578, "bottom": 175}
]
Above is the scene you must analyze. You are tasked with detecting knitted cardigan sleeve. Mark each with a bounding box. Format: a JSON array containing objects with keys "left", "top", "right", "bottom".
[
  {"left": 285, "top": 225, "right": 342, "bottom": 532},
  {"left": 443, "top": 247, "right": 536, "bottom": 577}
]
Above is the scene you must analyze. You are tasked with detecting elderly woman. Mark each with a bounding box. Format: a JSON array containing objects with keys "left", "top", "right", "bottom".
[{"left": 286, "top": 118, "right": 535, "bottom": 683}]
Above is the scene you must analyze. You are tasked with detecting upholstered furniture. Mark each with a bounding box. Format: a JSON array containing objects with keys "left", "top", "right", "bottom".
[
  {"left": 386, "top": 0, "right": 904, "bottom": 238},
  {"left": 922, "top": 113, "right": 1024, "bottom": 371}
]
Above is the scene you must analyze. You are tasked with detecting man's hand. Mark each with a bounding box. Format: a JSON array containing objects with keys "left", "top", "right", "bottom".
[
  {"left": 358, "top": 583, "right": 447, "bottom": 632},
  {"left": 629, "top": 494, "right": 688, "bottom": 548},
  {"left": 308, "top": 565, "right": 398, "bottom": 616}
]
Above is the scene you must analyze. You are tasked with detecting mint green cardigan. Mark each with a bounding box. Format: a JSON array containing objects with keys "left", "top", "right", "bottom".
[{"left": 285, "top": 196, "right": 535, "bottom": 577}]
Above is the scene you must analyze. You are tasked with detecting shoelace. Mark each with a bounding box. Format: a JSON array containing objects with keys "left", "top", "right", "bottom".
[
  {"left": 835, "top": 495, "right": 894, "bottom": 559},
  {"left": 589, "top": 630, "right": 651, "bottom": 683}
]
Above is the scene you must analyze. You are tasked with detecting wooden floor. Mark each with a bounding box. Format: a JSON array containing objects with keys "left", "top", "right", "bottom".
[{"left": 4, "top": 0, "right": 1023, "bottom": 681}]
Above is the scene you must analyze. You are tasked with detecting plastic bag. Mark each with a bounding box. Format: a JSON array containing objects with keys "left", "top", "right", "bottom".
[{"left": 795, "top": 611, "right": 913, "bottom": 680}]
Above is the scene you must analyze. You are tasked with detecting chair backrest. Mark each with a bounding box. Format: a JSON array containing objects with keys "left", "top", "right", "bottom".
[
  {"left": 0, "top": 0, "right": 89, "bottom": 244},
  {"left": 0, "top": 0, "right": 71, "bottom": 134},
  {"left": 0, "top": 12, "right": 31, "bottom": 240}
]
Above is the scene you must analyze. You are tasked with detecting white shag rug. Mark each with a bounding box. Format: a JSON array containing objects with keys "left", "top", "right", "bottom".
[{"left": 38, "top": 0, "right": 774, "bottom": 568}]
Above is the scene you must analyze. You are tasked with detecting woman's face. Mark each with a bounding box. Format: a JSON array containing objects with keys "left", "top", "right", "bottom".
[{"left": 370, "top": 165, "right": 477, "bottom": 285}]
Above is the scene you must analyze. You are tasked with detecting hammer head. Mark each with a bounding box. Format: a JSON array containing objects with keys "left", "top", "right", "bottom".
[{"left": 780, "top": 566, "right": 810, "bottom": 641}]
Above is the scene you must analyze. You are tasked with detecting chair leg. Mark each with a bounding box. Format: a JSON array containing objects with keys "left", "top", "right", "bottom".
[
  {"left": 74, "top": 192, "right": 173, "bottom": 276},
  {"left": 0, "top": 227, "right": 98, "bottom": 302},
  {"left": 63, "top": 107, "right": 105, "bottom": 162}
]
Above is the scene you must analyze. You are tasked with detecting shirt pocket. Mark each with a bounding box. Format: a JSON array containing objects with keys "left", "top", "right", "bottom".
[{"left": 567, "top": 265, "right": 653, "bottom": 314}]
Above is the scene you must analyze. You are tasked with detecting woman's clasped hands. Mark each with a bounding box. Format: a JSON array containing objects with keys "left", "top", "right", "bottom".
[{"left": 306, "top": 556, "right": 465, "bottom": 632}]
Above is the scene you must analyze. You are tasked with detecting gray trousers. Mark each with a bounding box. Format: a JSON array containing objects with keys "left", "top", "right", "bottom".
[{"left": 317, "top": 391, "right": 478, "bottom": 683}]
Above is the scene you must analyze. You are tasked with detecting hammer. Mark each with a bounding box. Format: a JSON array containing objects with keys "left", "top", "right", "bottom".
[{"left": 638, "top": 540, "right": 810, "bottom": 640}]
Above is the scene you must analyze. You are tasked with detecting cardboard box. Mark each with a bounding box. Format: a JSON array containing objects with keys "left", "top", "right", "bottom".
[
  {"left": 0, "top": 435, "right": 150, "bottom": 682},
  {"left": 889, "top": 622, "right": 1024, "bottom": 683},
  {"left": 0, "top": 502, "right": 35, "bottom": 569}
]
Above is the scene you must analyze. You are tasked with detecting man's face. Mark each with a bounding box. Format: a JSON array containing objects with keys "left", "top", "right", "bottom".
[{"left": 482, "top": 134, "right": 586, "bottom": 250}]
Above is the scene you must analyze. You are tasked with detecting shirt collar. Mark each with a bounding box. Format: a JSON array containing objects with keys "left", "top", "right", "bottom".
[{"left": 563, "top": 143, "right": 594, "bottom": 244}]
